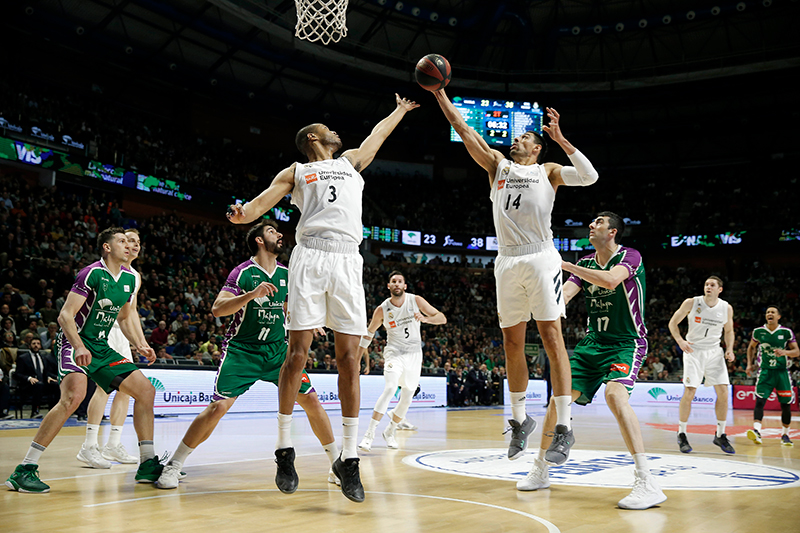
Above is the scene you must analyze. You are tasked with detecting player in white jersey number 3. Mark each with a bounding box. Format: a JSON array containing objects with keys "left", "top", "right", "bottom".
[
  {"left": 358, "top": 271, "right": 446, "bottom": 451},
  {"left": 668, "top": 276, "right": 736, "bottom": 454},
  {"left": 433, "top": 90, "right": 599, "bottom": 468},
  {"left": 227, "top": 93, "right": 419, "bottom": 503}
]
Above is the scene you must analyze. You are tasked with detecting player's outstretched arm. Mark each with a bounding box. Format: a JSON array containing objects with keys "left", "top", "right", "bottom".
[
  {"left": 668, "top": 298, "right": 695, "bottom": 353},
  {"left": 563, "top": 280, "right": 581, "bottom": 305},
  {"left": 543, "top": 107, "right": 598, "bottom": 188},
  {"left": 343, "top": 94, "right": 419, "bottom": 173},
  {"left": 58, "top": 291, "right": 92, "bottom": 367},
  {"left": 414, "top": 296, "right": 447, "bottom": 325},
  {"left": 226, "top": 165, "right": 296, "bottom": 225},
  {"left": 212, "top": 282, "right": 278, "bottom": 317},
  {"left": 432, "top": 89, "right": 504, "bottom": 182},
  {"left": 360, "top": 306, "right": 384, "bottom": 374},
  {"left": 561, "top": 261, "right": 629, "bottom": 291}
]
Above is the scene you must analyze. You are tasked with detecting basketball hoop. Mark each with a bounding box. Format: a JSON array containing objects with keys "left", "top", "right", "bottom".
[{"left": 295, "top": 0, "right": 349, "bottom": 45}]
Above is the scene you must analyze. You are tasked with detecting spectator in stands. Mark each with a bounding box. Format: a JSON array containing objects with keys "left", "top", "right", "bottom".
[
  {"left": 449, "top": 367, "right": 467, "bottom": 407},
  {"left": 14, "top": 338, "right": 58, "bottom": 418},
  {"left": 18, "top": 318, "right": 40, "bottom": 342},
  {"left": 156, "top": 346, "right": 172, "bottom": 362},
  {"left": 38, "top": 299, "right": 58, "bottom": 324},
  {"left": 149, "top": 320, "right": 169, "bottom": 349},
  {"left": 172, "top": 337, "right": 194, "bottom": 359},
  {"left": 39, "top": 322, "right": 58, "bottom": 350}
]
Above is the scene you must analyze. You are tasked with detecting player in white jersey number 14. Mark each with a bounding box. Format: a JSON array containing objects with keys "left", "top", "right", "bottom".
[
  {"left": 668, "top": 276, "right": 736, "bottom": 454},
  {"left": 358, "top": 271, "right": 446, "bottom": 451}
]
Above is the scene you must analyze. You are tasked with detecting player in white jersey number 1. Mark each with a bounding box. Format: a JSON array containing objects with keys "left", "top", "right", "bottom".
[
  {"left": 358, "top": 271, "right": 446, "bottom": 451},
  {"left": 668, "top": 276, "right": 736, "bottom": 454},
  {"left": 433, "top": 90, "right": 599, "bottom": 467},
  {"left": 77, "top": 229, "right": 147, "bottom": 469},
  {"left": 226, "top": 93, "right": 419, "bottom": 503}
]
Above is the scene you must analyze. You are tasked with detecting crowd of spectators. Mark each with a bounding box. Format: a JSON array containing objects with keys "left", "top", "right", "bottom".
[{"left": 0, "top": 170, "right": 797, "bottom": 414}]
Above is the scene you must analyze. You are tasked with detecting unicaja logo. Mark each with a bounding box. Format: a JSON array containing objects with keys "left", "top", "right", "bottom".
[
  {"left": 148, "top": 377, "right": 166, "bottom": 392},
  {"left": 648, "top": 387, "right": 667, "bottom": 400}
]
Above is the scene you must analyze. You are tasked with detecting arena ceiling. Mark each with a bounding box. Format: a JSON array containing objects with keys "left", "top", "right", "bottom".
[{"left": 5, "top": 0, "right": 800, "bottom": 117}]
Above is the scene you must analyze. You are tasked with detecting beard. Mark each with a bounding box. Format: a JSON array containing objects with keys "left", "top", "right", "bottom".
[
  {"left": 391, "top": 288, "right": 404, "bottom": 296},
  {"left": 266, "top": 240, "right": 285, "bottom": 255}
]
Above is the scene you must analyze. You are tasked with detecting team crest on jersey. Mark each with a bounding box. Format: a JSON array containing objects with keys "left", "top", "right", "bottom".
[
  {"left": 280, "top": 279, "right": 286, "bottom": 286},
  {"left": 696, "top": 307, "right": 701, "bottom": 314},
  {"left": 304, "top": 173, "right": 318, "bottom": 184},
  {"left": 388, "top": 311, "right": 394, "bottom": 319},
  {"left": 124, "top": 285, "right": 131, "bottom": 292}
]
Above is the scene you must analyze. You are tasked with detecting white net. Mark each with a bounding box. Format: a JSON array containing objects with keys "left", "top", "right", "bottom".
[{"left": 295, "top": 0, "right": 349, "bottom": 45}]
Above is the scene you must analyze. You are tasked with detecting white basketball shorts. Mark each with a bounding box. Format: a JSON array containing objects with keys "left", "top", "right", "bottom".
[
  {"left": 287, "top": 240, "right": 368, "bottom": 336},
  {"left": 107, "top": 325, "right": 134, "bottom": 362},
  {"left": 382, "top": 345, "right": 423, "bottom": 391},
  {"left": 494, "top": 244, "right": 566, "bottom": 327},
  {"left": 683, "top": 346, "right": 729, "bottom": 387}
]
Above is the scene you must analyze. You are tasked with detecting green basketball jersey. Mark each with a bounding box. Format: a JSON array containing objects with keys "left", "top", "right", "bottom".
[
  {"left": 221, "top": 259, "right": 288, "bottom": 344},
  {"left": 69, "top": 259, "right": 138, "bottom": 343},
  {"left": 566, "top": 246, "right": 647, "bottom": 341},
  {"left": 752, "top": 324, "right": 796, "bottom": 371}
]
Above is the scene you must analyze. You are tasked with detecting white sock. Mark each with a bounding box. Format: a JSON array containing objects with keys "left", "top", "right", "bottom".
[
  {"left": 537, "top": 448, "right": 547, "bottom": 461},
  {"left": 276, "top": 413, "right": 293, "bottom": 449},
  {"left": 22, "top": 442, "right": 46, "bottom": 465},
  {"left": 633, "top": 453, "right": 649, "bottom": 471},
  {"left": 138, "top": 440, "right": 155, "bottom": 462},
  {"left": 342, "top": 417, "right": 359, "bottom": 460},
  {"left": 170, "top": 440, "right": 195, "bottom": 468},
  {"left": 716, "top": 420, "right": 726, "bottom": 438},
  {"left": 553, "top": 395, "right": 572, "bottom": 429},
  {"left": 388, "top": 419, "right": 398, "bottom": 431},
  {"left": 510, "top": 391, "right": 527, "bottom": 423},
  {"left": 367, "top": 418, "right": 380, "bottom": 435},
  {"left": 107, "top": 425, "right": 123, "bottom": 447},
  {"left": 783, "top": 426, "right": 790, "bottom": 436},
  {"left": 678, "top": 421, "right": 688, "bottom": 435},
  {"left": 754, "top": 421, "right": 762, "bottom": 432},
  {"left": 322, "top": 441, "right": 340, "bottom": 465},
  {"left": 84, "top": 424, "right": 100, "bottom": 447}
]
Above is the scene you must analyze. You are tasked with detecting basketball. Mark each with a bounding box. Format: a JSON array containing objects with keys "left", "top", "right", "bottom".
[{"left": 415, "top": 54, "right": 452, "bottom": 91}]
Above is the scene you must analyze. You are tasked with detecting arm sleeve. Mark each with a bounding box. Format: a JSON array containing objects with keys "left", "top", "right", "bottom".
[{"left": 559, "top": 150, "right": 599, "bottom": 186}]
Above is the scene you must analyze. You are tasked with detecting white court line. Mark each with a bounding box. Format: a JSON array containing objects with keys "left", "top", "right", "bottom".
[{"left": 82, "top": 488, "right": 561, "bottom": 532}]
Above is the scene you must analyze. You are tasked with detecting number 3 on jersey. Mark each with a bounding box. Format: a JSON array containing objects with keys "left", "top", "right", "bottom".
[
  {"left": 505, "top": 193, "right": 521, "bottom": 210},
  {"left": 328, "top": 185, "right": 337, "bottom": 203}
]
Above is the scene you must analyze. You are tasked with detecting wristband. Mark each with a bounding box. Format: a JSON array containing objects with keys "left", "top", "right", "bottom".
[{"left": 358, "top": 335, "right": 373, "bottom": 349}]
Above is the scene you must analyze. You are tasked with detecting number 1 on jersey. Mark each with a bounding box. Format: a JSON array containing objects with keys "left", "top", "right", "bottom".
[{"left": 505, "top": 194, "right": 521, "bottom": 210}]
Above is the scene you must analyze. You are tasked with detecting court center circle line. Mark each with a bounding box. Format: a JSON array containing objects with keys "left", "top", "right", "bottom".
[{"left": 83, "top": 488, "right": 561, "bottom": 532}]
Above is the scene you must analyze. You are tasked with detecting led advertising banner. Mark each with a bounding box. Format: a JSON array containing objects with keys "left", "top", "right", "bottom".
[{"left": 0, "top": 137, "right": 83, "bottom": 175}]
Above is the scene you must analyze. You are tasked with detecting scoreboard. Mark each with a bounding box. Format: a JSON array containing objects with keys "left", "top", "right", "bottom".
[{"left": 449, "top": 97, "right": 544, "bottom": 146}]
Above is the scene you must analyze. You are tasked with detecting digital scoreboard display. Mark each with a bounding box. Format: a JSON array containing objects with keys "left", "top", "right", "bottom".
[{"left": 450, "top": 97, "right": 544, "bottom": 146}]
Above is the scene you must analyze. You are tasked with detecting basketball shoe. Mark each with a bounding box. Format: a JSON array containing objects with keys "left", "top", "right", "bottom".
[
  {"left": 358, "top": 431, "right": 374, "bottom": 451},
  {"left": 677, "top": 433, "right": 692, "bottom": 453},
  {"left": 102, "top": 443, "right": 138, "bottom": 464},
  {"left": 781, "top": 434, "right": 793, "bottom": 447},
  {"left": 5, "top": 464, "right": 50, "bottom": 493},
  {"left": 617, "top": 470, "right": 667, "bottom": 510},
  {"left": 155, "top": 463, "right": 182, "bottom": 489},
  {"left": 135, "top": 456, "right": 165, "bottom": 483},
  {"left": 77, "top": 444, "right": 112, "bottom": 469},
  {"left": 545, "top": 424, "right": 575, "bottom": 465},
  {"left": 382, "top": 425, "right": 399, "bottom": 448},
  {"left": 328, "top": 467, "right": 341, "bottom": 486},
  {"left": 746, "top": 429, "right": 762, "bottom": 445},
  {"left": 516, "top": 457, "right": 550, "bottom": 491},
  {"left": 274, "top": 447, "right": 298, "bottom": 494},
  {"left": 332, "top": 456, "right": 365, "bottom": 503},
  {"left": 713, "top": 434, "right": 735, "bottom": 454},
  {"left": 505, "top": 415, "right": 536, "bottom": 460},
  {"left": 397, "top": 419, "right": 418, "bottom": 431}
]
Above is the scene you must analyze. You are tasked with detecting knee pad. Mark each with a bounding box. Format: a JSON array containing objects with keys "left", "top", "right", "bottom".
[{"left": 781, "top": 403, "right": 792, "bottom": 426}]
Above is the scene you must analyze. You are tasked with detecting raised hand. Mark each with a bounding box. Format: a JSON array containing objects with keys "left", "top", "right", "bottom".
[
  {"left": 226, "top": 203, "right": 247, "bottom": 224},
  {"left": 542, "top": 107, "right": 566, "bottom": 144},
  {"left": 396, "top": 93, "right": 420, "bottom": 112}
]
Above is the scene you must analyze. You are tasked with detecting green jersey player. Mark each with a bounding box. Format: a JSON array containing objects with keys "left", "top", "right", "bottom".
[
  {"left": 156, "top": 220, "right": 342, "bottom": 491},
  {"left": 517, "top": 212, "right": 666, "bottom": 510},
  {"left": 746, "top": 306, "right": 799, "bottom": 446},
  {"left": 5, "top": 227, "right": 159, "bottom": 493}
]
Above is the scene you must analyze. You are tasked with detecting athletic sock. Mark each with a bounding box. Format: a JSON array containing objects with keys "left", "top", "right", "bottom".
[
  {"left": 170, "top": 440, "right": 195, "bottom": 468},
  {"left": 716, "top": 420, "right": 726, "bottom": 437},
  {"left": 367, "top": 417, "right": 380, "bottom": 435},
  {"left": 138, "top": 440, "right": 155, "bottom": 462},
  {"left": 678, "top": 421, "right": 688, "bottom": 435},
  {"left": 388, "top": 419, "right": 398, "bottom": 431},
  {"left": 276, "top": 413, "right": 293, "bottom": 449},
  {"left": 537, "top": 448, "right": 547, "bottom": 461},
  {"left": 22, "top": 442, "right": 46, "bottom": 465},
  {"left": 553, "top": 395, "right": 572, "bottom": 429},
  {"left": 323, "top": 441, "right": 340, "bottom": 465},
  {"left": 107, "top": 425, "right": 123, "bottom": 447},
  {"left": 783, "top": 426, "right": 790, "bottom": 436},
  {"left": 754, "top": 421, "right": 762, "bottom": 432},
  {"left": 510, "top": 391, "right": 527, "bottom": 423},
  {"left": 633, "top": 453, "right": 649, "bottom": 471},
  {"left": 85, "top": 424, "right": 100, "bottom": 447},
  {"left": 342, "top": 417, "right": 359, "bottom": 460}
]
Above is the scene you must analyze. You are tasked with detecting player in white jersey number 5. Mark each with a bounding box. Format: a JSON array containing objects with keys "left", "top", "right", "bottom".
[
  {"left": 433, "top": 90, "right": 598, "bottom": 467},
  {"left": 226, "top": 93, "right": 419, "bottom": 503},
  {"left": 358, "top": 271, "right": 446, "bottom": 451},
  {"left": 668, "top": 276, "right": 736, "bottom": 454}
]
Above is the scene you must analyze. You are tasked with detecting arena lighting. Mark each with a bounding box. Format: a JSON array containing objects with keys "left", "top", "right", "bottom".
[
  {"left": 736, "top": 2, "right": 746, "bottom": 11},
  {"left": 615, "top": 22, "right": 625, "bottom": 31},
  {"left": 411, "top": 7, "right": 420, "bottom": 16},
  {"left": 711, "top": 6, "right": 721, "bottom": 15},
  {"left": 762, "top": 0, "right": 772, "bottom": 6},
  {"left": 210, "top": 78, "right": 218, "bottom": 86},
  {"left": 572, "top": 26, "right": 581, "bottom": 34},
  {"left": 448, "top": 17, "right": 457, "bottom": 26},
  {"left": 169, "top": 63, "right": 177, "bottom": 70},
  {"left": 429, "top": 12, "right": 438, "bottom": 21},
  {"left": 124, "top": 46, "right": 133, "bottom": 54},
  {"left": 593, "top": 24, "right": 603, "bottom": 33},
  {"left": 662, "top": 15, "right": 672, "bottom": 24},
  {"left": 686, "top": 10, "right": 696, "bottom": 20},
  {"left": 76, "top": 26, "right": 85, "bottom": 35},
  {"left": 639, "top": 18, "right": 648, "bottom": 27},
  {"left": 395, "top": 2, "right": 403, "bottom": 11},
  {"left": 24, "top": 6, "right": 34, "bottom": 15},
  {"left": 248, "top": 92, "right": 255, "bottom": 99}
]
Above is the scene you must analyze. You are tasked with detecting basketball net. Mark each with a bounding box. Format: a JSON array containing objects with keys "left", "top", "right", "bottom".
[{"left": 294, "top": 0, "right": 349, "bottom": 45}]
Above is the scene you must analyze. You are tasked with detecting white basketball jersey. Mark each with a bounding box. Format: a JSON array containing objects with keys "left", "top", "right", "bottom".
[
  {"left": 108, "top": 269, "right": 141, "bottom": 355},
  {"left": 489, "top": 159, "right": 555, "bottom": 246},
  {"left": 381, "top": 293, "right": 421, "bottom": 350},
  {"left": 292, "top": 157, "right": 364, "bottom": 244},
  {"left": 686, "top": 296, "right": 728, "bottom": 350}
]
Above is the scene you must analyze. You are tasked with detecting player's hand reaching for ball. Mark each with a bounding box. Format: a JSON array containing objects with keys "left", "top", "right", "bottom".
[
  {"left": 542, "top": 107, "right": 566, "bottom": 144},
  {"left": 226, "top": 203, "right": 247, "bottom": 224},
  {"left": 396, "top": 93, "right": 420, "bottom": 112},
  {"left": 250, "top": 282, "right": 278, "bottom": 300}
]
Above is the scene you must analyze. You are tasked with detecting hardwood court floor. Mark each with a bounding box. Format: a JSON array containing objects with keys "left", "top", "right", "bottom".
[{"left": 1, "top": 404, "right": 798, "bottom": 533}]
